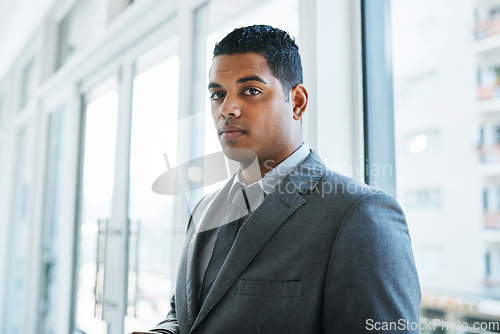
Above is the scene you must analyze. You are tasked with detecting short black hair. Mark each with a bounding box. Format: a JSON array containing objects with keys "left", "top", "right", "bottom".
[{"left": 213, "top": 25, "right": 303, "bottom": 99}]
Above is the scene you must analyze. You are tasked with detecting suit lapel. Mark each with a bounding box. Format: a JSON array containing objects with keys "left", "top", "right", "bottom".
[
  {"left": 184, "top": 226, "right": 201, "bottom": 327},
  {"left": 184, "top": 176, "right": 235, "bottom": 326},
  {"left": 191, "top": 177, "right": 306, "bottom": 331}
]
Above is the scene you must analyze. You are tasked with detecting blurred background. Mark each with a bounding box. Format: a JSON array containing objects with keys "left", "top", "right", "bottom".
[{"left": 0, "top": 0, "right": 498, "bottom": 333}]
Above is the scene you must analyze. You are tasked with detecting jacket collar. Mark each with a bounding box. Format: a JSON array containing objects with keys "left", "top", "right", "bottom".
[{"left": 283, "top": 149, "right": 326, "bottom": 193}]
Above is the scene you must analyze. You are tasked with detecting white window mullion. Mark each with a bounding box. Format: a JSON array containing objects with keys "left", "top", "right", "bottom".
[{"left": 103, "top": 61, "right": 134, "bottom": 334}]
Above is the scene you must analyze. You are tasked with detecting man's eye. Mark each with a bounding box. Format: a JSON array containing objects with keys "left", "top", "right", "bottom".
[
  {"left": 243, "top": 88, "right": 260, "bottom": 96},
  {"left": 210, "top": 92, "right": 225, "bottom": 100}
]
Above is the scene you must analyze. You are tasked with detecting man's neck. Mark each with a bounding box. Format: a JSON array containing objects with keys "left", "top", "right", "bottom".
[
  {"left": 239, "top": 142, "right": 303, "bottom": 184},
  {"left": 239, "top": 160, "right": 263, "bottom": 185}
]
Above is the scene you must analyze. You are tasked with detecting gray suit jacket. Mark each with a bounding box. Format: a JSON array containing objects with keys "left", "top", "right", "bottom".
[{"left": 153, "top": 150, "right": 421, "bottom": 333}]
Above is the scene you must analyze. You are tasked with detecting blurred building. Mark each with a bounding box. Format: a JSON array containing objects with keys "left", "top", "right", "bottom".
[
  {"left": 476, "top": 0, "right": 500, "bottom": 297},
  {"left": 393, "top": 0, "right": 500, "bottom": 331}
]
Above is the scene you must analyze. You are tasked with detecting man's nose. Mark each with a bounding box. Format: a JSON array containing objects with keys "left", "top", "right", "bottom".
[{"left": 220, "top": 96, "right": 241, "bottom": 118}]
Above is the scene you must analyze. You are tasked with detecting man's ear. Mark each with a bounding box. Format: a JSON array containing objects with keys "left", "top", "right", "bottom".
[{"left": 290, "top": 84, "right": 308, "bottom": 120}]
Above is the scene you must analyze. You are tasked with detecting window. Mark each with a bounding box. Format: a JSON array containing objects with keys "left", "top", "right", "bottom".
[
  {"left": 486, "top": 251, "right": 491, "bottom": 277},
  {"left": 124, "top": 40, "right": 180, "bottom": 332},
  {"left": 108, "top": 0, "right": 135, "bottom": 22},
  {"left": 37, "top": 106, "right": 65, "bottom": 333},
  {"left": 485, "top": 247, "right": 500, "bottom": 279},
  {"left": 495, "top": 126, "right": 500, "bottom": 144},
  {"left": 56, "top": 14, "right": 71, "bottom": 68},
  {"left": 0, "top": 72, "right": 13, "bottom": 124},
  {"left": 395, "top": 72, "right": 438, "bottom": 104},
  {"left": 479, "top": 125, "right": 485, "bottom": 146},
  {"left": 56, "top": 0, "right": 107, "bottom": 69},
  {"left": 404, "top": 189, "right": 442, "bottom": 209},
  {"left": 390, "top": 0, "right": 495, "bottom": 325},
  {"left": 484, "top": 189, "right": 489, "bottom": 211},
  {"left": 3, "top": 129, "right": 28, "bottom": 333},
  {"left": 74, "top": 79, "right": 118, "bottom": 334},
  {"left": 490, "top": 6, "right": 500, "bottom": 18},
  {"left": 478, "top": 67, "right": 498, "bottom": 100},
  {"left": 495, "top": 67, "right": 500, "bottom": 84},
  {"left": 19, "top": 57, "right": 35, "bottom": 110}
]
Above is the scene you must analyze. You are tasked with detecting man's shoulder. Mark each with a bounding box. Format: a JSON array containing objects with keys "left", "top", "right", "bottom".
[
  {"left": 286, "top": 149, "right": 391, "bottom": 204},
  {"left": 313, "top": 168, "right": 394, "bottom": 205},
  {"left": 310, "top": 170, "right": 405, "bottom": 235},
  {"left": 321, "top": 169, "right": 378, "bottom": 194}
]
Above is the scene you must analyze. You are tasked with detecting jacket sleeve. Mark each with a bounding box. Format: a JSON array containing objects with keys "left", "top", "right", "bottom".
[
  {"left": 323, "top": 192, "right": 421, "bottom": 333},
  {"left": 150, "top": 294, "right": 179, "bottom": 334}
]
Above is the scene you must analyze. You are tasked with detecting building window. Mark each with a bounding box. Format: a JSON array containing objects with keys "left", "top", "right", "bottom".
[
  {"left": 404, "top": 189, "right": 442, "bottom": 209},
  {"left": 479, "top": 125, "right": 485, "bottom": 146},
  {"left": 495, "top": 126, "right": 500, "bottom": 144},
  {"left": 490, "top": 6, "right": 500, "bottom": 18},
  {"left": 395, "top": 72, "right": 438, "bottom": 105},
  {"left": 486, "top": 251, "right": 491, "bottom": 277},
  {"left": 483, "top": 189, "right": 489, "bottom": 211}
]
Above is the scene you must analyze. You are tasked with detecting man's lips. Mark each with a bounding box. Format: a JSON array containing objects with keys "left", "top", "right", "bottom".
[
  {"left": 219, "top": 125, "right": 246, "bottom": 140},
  {"left": 221, "top": 131, "right": 244, "bottom": 140}
]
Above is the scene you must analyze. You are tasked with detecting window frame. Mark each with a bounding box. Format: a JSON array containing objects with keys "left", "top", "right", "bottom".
[{"left": 361, "top": 0, "right": 396, "bottom": 195}]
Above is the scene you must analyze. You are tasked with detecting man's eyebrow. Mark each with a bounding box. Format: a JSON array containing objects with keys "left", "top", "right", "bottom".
[
  {"left": 208, "top": 76, "right": 267, "bottom": 89},
  {"left": 236, "top": 75, "right": 267, "bottom": 85},
  {"left": 208, "top": 82, "right": 222, "bottom": 89}
]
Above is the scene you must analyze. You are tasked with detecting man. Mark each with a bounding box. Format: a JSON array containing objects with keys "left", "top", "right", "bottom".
[{"left": 134, "top": 25, "right": 420, "bottom": 334}]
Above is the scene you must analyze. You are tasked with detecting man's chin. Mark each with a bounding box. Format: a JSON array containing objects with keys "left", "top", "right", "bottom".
[
  {"left": 222, "top": 146, "right": 257, "bottom": 164},
  {"left": 222, "top": 147, "right": 261, "bottom": 180}
]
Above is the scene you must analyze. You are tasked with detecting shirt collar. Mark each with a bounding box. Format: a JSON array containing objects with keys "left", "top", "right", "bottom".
[{"left": 229, "top": 142, "right": 310, "bottom": 196}]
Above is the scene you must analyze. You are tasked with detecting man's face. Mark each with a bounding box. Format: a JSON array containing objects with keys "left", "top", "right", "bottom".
[{"left": 208, "top": 53, "right": 300, "bottom": 168}]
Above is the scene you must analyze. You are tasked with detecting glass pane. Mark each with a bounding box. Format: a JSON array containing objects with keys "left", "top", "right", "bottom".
[
  {"left": 20, "top": 57, "right": 35, "bottom": 110},
  {"left": 124, "top": 43, "right": 181, "bottom": 332},
  {"left": 74, "top": 87, "right": 118, "bottom": 334},
  {"left": 0, "top": 72, "right": 14, "bottom": 123},
  {"left": 392, "top": 0, "right": 500, "bottom": 326},
  {"left": 37, "top": 106, "right": 65, "bottom": 334},
  {"left": 3, "top": 129, "right": 28, "bottom": 333},
  {"left": 108, "top": 0, "right": 135, "bottom": 22},
  {"left": 57, "top": 0, "right": 107, "bottom": 69}
]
